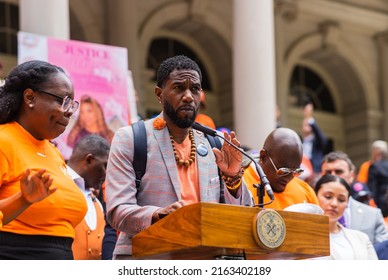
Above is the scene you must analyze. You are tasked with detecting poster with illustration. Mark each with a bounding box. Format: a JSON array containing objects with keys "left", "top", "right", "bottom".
[{"left": 18, "top": 31, "right": 136, "bottom": 159}]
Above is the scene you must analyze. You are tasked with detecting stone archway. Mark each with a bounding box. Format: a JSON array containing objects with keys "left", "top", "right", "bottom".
[
  {"left": 283, "top": 25, "right": 378, "bottom": 165},
  {"left": 137, "top": 2, "right": 233, "bottom": 128}
]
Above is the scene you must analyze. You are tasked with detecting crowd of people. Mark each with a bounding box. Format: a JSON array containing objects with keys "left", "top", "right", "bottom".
[{"left": 1, "top": 55, "right": 388, "bottom": 260}]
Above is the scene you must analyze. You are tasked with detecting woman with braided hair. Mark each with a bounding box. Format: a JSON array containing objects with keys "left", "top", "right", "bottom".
[{"left": 0, "top": 60, "right": 87, "bottom": 259}]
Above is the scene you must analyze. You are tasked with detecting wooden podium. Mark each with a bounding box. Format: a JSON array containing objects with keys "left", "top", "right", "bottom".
[{"left": 132, "top": 202, "right": 329, "bottom": 260}]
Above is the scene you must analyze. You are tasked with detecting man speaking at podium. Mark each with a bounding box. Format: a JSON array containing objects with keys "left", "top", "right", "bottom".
[{"left": 105, "top": 55, "right": 253, "bottom": 259}]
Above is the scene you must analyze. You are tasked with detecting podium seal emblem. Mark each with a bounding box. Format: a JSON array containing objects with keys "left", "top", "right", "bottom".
[{"left": 253, "top": 209, "right": 286, "bottom": 250}]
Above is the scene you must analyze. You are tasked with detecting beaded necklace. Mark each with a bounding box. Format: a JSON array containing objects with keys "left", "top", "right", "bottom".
[{"left": 170, "top": 129, "right": 196, "bottom": 167}]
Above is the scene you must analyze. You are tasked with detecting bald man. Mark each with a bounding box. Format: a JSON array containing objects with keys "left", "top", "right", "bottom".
[{"left": 243, "top": 127, "right": 319, "bottom": 209}]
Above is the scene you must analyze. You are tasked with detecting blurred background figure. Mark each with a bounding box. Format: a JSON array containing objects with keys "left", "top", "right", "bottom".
[
  {"left": 358, "top": 140, "right": 388, "bottom": 184},
  {"left": 0, "top": 61, "right": 3, "bottom": 83},
  {"left": 133, "top": 89, "right": 144, "bottom": 122},
  {"left": 298, "top": 154, "right": 314, "bottom": 185},
  {"left": 67, "top": 134, "right": 110, "bottom": 260},
  {"left": 67, "top": 94, "right": 114, "bottom": 148},
  {"left": 274, "top": 105, "right": 314, "bottom": 184},
  {"left": 301, "top": 101, "right": 328, "bottom": 184},
  {"left": 276, "top": 104, "right": 281, "bottom": 128},
  {"left": 367, "top": 146, "right": 388, "bottom": 218},
  {"left": 194, "top": 90, "right": 216, "bottom": 129},
  {"left": 350, "top": 162, "right": 374, "bottom": 206},
  {"left": 350, "top": 181, "right": 373, "bottom": 205},
  {"left": 217, "top": 127, "right": 231, "bottom": 134}
]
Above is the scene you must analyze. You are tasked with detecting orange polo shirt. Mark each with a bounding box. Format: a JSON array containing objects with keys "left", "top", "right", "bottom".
[{"left": 0, "top": 122, "right": 87, "bottom": 238}]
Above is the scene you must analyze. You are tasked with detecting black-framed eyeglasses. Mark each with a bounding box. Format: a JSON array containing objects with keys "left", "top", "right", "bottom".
[
  {"left": 265, "top": 150, "right": 304, "bottom": 177},
  {"left": 36, "top": 89, "right": 79, "bottom": 113}
]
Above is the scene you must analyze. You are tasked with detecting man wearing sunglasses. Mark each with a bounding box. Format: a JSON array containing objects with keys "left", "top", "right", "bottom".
[{"left": 243, "top": 127, "right": 319, "bottom": 209}]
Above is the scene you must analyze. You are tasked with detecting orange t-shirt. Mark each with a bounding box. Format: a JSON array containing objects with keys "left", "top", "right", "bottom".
[
  {"left": 0, "top": 122, "right": 87, "bottom": 238},
  {"left": 357, "top": 161, "right": 371, "bottom": 184},
  {"left": 243, "top": 162, "right": 319, "bottom": 209},
  {"left": 173, "top": 135, "right": 199, "bottom": 204}
]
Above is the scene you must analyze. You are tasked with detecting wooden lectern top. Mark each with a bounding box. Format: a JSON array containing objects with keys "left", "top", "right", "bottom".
[{"left": 132, "top": 202, "right": 329, "bottom": 260}]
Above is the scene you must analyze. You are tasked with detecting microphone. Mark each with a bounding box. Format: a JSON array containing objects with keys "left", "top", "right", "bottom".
[
  {"left": 192, "top": 122, "right": 218, "bottom": 137},
  {"left": 192, "top": 122, "right": 275, "bottom": 202}
]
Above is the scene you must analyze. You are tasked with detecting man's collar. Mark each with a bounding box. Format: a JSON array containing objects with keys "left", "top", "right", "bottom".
[{"left": 66, "top": 165, "right": 86, "bottom": 191}]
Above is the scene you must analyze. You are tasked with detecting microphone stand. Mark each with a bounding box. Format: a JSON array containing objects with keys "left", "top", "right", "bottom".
[
  {"left": 254, "top": 183, "right": 265, "bottom": 206},
  {"left": 191, "top": 122, "right": 274, "bottom": 208},
  {"left": 250, "top": 160, "right": 273, "bottom": 208}
]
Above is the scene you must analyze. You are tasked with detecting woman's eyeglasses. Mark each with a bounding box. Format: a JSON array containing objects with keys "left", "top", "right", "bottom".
[
  {"left": 266, "top": 151, "right": 304, "bottom": 177},
  {"left": 36, "top": 89, "right": 79, "bottom": 113}
]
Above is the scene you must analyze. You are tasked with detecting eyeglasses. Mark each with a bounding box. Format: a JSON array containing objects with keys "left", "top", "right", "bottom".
[
  {"left": 36, "top": 89, "right": 79, "bottom": 113},
  {"left": 266, "top": 151, "right": 304, "bottom": 177}
]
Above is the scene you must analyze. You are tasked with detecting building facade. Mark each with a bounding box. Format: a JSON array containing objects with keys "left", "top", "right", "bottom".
[{"left": 1, "top": 0, "right": 388, "bottom": 167}]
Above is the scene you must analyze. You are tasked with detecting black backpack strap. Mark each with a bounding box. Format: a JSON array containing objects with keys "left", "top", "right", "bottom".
[
  {"left": 205, "top": 134, "right": 225, "bottom": 204},
  {"left": 132, "top": 120, "right": 147, "bottom": 190}
]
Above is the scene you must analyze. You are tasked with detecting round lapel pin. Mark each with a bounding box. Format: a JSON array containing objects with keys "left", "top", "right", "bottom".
[{"left": 196, "top": 144, "right": 208, "bottom": 156}]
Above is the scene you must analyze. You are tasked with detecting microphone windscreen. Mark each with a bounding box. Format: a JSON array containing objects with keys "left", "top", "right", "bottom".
[{"left": 192, "top": 122, "right": 218, "bottom": 137}]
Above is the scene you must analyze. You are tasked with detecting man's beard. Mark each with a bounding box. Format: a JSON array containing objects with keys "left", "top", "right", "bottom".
[{"left": 164, "top": 101, "right": 198, "bottom": 128}]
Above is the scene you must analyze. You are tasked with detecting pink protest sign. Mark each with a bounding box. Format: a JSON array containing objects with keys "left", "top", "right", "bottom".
[{"left": 18, "top": 32, "right": 133, "bottom": 159}]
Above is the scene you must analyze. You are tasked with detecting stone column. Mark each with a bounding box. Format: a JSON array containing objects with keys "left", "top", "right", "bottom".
[
  {"left": 20, "top": 0, "right": 69, "bottom": 39},
  {"left": 374, "top": 31, "right": 388, "bottom": 140},
  {"left": 274, "top": 0, "right": 298, "bottom": 127},
  {"left": 233, "top": 0, "right": 276, "bottom": 150},
  {"left": 106, "top": 0, "right": 142, "bottom": 115}
]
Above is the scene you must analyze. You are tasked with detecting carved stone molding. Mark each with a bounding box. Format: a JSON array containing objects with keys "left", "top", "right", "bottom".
[
  {"left": 189, "top": 0, "right": 207, "bottom": 21},
  {"left": 319, "top": 20, "right": 340, "bottom": 48},
  {"left": 374, "top": 30, "right": 388, "bottom": 46},
  {"left": 274, "top": 0, "right": 298, "bottom": 22}
]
